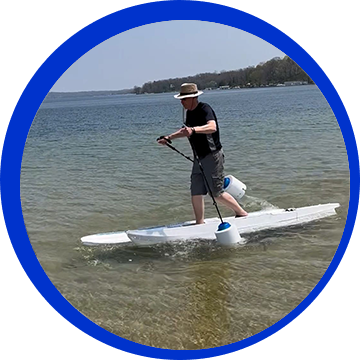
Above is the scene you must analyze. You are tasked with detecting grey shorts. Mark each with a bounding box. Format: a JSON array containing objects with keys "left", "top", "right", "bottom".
[{"left": 191, "top": 149, "right": 225, "bottom": 197}]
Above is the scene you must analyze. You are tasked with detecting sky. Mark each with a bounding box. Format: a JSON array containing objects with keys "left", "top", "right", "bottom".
[{"left": 51, "top": 20, "right": 285, "bottom": 92}]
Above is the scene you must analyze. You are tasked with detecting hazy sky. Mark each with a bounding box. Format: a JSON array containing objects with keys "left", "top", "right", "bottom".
[{"left": 52, "top": 20, "right": 285, "bottom": 92}]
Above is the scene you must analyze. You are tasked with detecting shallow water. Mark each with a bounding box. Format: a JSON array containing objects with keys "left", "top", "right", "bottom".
[{"left": 21, "top": 86, "right": 349, "bottom": 349}]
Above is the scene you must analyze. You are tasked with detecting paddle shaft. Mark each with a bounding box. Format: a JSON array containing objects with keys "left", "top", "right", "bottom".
[{"left": 163, "top": 141, "right": 194, "bottom": 163}]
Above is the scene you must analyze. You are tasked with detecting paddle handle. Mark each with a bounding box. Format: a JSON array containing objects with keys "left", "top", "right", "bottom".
[{"left": 157, "top": 135, "right": 172, "bottom": 144}]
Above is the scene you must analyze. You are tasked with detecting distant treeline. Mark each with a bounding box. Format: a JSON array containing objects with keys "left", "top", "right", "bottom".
[{"left": 134, "top": 56, "right": 313, "bottom": 94}]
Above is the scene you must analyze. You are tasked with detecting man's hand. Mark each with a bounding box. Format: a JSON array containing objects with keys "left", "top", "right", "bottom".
[
  {"left": 180, "top": 126, "right": 194, "bottom": 137},
  {"left": 157, "top": 136, "right": 170, "bottom": 145}
]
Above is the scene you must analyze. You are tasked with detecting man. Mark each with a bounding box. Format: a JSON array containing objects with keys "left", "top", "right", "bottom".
[{"left": 158, "top": 83, "right": 248, "bottom": 224}]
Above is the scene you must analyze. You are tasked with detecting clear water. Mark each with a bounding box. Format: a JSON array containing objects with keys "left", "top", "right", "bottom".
[{"left": 21, "top": 86, "right": 349, "bottom": 349}]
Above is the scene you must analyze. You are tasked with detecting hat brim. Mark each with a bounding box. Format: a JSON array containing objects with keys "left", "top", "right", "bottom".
[{"left": 174, "top": 91, "right": 203, "bottom": 99}]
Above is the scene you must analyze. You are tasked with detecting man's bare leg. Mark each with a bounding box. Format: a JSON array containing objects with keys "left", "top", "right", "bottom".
[
  {"left": 191, "top": 195, "right": 205, "bottom": 224},
  {"left": 215, "top": 192, "right": 248, "bottom": 217}
]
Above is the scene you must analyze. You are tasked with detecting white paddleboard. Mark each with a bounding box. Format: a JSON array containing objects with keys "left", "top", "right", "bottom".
[
  {"left": 81, "top": 231, "right": 131, "bottom": 246},
  {"left": 81, "top": 203, "right": 340, "bottom": 247},
  {"left": 127, "top": 203, "right": 340, "bottom": 246}
]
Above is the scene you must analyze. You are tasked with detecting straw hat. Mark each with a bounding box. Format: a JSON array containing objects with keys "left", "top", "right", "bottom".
[{"left": 174, "top": 83, "right": 203, "bottom": 99}]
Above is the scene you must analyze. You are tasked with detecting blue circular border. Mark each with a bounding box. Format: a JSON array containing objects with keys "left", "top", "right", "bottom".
[{"left": 0, "top": 0, "right": 359, "bottom": 359}]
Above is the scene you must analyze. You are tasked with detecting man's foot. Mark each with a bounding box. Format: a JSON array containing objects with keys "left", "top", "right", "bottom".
[{"left": 235, "top": 211, "right": 248, "bottom": 218}]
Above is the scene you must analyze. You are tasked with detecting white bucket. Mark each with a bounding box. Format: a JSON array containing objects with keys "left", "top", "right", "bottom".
[
  {"left": 223, "top": 175, "right": 246, "bottom": 201},
  {"left": 215, "top": 222, "right": 243, "bottom": 246}
]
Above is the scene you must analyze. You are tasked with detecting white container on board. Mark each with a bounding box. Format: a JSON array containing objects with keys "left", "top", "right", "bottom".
[{"left": 223, "top": 175, "right": 246, "bottom": 201}]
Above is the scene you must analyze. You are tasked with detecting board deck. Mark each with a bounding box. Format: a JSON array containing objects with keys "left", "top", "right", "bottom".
[
  {"left": 80, "top": 203, "right": 340, "bottom": 247},
  {"left": 81, "top": 231, "right": 131, "bottom": 246}
]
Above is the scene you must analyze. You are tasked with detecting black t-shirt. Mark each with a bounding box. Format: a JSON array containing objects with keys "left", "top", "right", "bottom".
[{"left": 185, "top": 102, "right": 222, "bottom": 158}]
